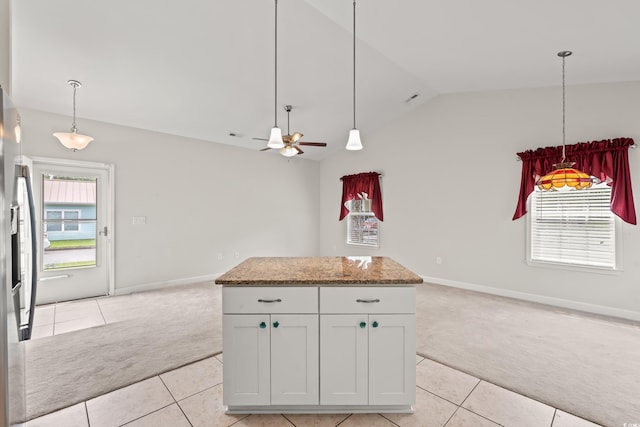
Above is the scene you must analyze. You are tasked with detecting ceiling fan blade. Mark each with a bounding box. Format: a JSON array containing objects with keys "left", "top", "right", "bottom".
[
  {"left": 260, "top": 147, "right": 271, "bottom": 151},
  {"left": 298, "top": 142, "right": 327, "bottom": 147},
  {"left": 294, "top": 146, "right": 304, "bottom": 154},
  {"left": 252, "top": 137, "right": 268, "bottom": 141},
  {"left": 290, "top": 132, "right": 303, "bottom": 143}
]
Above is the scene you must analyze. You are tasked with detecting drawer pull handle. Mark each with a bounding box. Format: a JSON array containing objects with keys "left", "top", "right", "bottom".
[
  {"left": 273, "top": 321, "right": 280, "bottom": 328},
  {"left": 259, "top": 321, "right": 267, "bottom": 329},
  {"left": 372, "top": 321, "right": 379, "bottom": 328},
  {"left": 359, "top": 321, "right": 366, "bottom": 328},
  {"left": 258, "top": 298, "right": 282, "bottom": 303},
  {"left": 356, "top": 298, "right": 380, "bottom": 303}
]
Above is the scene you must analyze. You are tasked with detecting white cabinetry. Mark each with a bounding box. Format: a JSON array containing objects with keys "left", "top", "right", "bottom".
[
  {"left": 223, "top": 287, "right": 318, "bottom": 407},
  {"left": 222, "top": 285, "right": 415, "bottom": 414},
  {"left": 320, "top": 287, "right": 416, "bottom": 407}
]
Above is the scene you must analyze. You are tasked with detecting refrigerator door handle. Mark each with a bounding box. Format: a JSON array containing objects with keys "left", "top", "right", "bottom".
[{"left": 18, "top": 165, "right": 38, "bottom": 341}]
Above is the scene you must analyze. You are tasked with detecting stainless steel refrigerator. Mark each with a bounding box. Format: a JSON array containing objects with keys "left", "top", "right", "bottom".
[{"left": 1, "top": 86, "right": 38, "bottom": 426}]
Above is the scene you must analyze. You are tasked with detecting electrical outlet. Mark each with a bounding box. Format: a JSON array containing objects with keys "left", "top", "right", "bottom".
[
  {"left": 217, "top": 253, "right": 223, "bottom": 261},
  {"left": 436, "top": 256, "right": 442, "bottom": 265},
  {"left": 234, "top": 251, "right": 240, "bottom": 259}
]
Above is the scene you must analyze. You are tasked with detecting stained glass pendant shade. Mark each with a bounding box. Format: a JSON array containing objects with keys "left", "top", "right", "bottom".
[
  {"left": 537, "top": 161, "right": 593, "bottom": 190},
  {"left": 536, "top": 51, "right": 593, "bottom": 191}
]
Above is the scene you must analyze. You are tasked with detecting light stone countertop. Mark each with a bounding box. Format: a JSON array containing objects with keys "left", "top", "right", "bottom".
[{"left": 214, "top": 256, "right": 423, "bottom": 286}]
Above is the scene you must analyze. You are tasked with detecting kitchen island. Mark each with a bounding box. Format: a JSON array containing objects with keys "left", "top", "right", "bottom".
[{"left": 215, "top": 256, "right": 423, "bottom": 414}]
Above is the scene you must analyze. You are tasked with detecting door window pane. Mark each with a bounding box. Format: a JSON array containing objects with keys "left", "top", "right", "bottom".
[{"left": 42, "top": 175, "right": 98, "bottom": 270}]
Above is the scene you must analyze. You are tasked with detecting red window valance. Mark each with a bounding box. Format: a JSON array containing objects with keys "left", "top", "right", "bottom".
[
  {"left": 339, "top": 172, "right": 383, "bottom": 221},
  {"left": 513, "top": 137, "right": 636, "bottom": 225}
]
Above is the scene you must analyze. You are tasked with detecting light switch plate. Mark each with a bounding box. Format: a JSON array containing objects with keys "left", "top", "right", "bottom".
[{"left": 132, "top": 216, "right": 147, "bottom": 225}]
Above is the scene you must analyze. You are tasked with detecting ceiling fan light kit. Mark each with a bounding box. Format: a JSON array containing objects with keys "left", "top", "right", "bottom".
[
  {"left": 536, "top": 51, "right": 593, "bottom": 191},
  {"left": 279, "top": 145, "right": 298, "bottom": 157},
  {"left": 53, "top": 79, "right": 94, "bottom": 151}
]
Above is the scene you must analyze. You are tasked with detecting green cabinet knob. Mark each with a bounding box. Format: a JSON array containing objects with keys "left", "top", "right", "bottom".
[
  {"left": 259, "top": 321, "right": 267, "bottom": 329},
  {"left": 273, "top": 321, "right": 280, "bottom": 328},
  {"left": 359, "top": 321, "right": 366, "bottom": 328},
  {"left": 372, "top": 321, "right": 379, "bottom": 328}
]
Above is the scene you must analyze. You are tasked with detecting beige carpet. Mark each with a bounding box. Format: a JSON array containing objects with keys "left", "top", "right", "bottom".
[
  {"left": 25, "top": 282, "right": 222, "bottom": 421},
  {"left": 417, "top": 283, "right": 640, "bottom": 427},
  {"left": 25, "top": 281, "right": 640, "bottom": 426}
]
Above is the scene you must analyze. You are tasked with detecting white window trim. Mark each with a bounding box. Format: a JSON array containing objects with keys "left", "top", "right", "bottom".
[{"left": 525, "top": 188, "right": 623, "bottom": 275}]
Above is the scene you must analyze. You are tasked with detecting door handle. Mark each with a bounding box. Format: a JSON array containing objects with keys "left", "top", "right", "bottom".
[
  {"left": 258, "top": 298, "right": 282, "bottom": 303},
  {"left": 98, "top": 226, "right": 108, "bottom": 237}
]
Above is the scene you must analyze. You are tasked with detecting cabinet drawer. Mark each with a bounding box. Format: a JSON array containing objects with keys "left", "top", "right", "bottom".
[
  {"left": 320, "top": 287, "right": 415, "bottom": 314},
  {"left": 223, "top": 286, "right": 318, "bottom": 314}
]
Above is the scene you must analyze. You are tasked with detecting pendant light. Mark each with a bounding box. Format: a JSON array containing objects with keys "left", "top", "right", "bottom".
[
  {"left": 536, "top": 52, "right": 592, "bottom": 191},
  {"left": 345, "top": 0, "right": 363, "bottom": 151},
  {"left": 53, "top": 80, "right": 94, "bottom": 151},
  {"left": 267, "top": 0, "right": 284, "bottom": 149}
]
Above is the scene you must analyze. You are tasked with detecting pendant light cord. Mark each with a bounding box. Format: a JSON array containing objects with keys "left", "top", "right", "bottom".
[
  {"left": 71, "top": 83, "right": 78, "bottom": 132},
  {"left": 274, "top": 0, "right": 278, "bottom": 128},
  {"left": 352, "top": 0, "right": 356, "bottom": 130},
  {"left": 561, "top": 53, "right": 566, "bottom": 162}
]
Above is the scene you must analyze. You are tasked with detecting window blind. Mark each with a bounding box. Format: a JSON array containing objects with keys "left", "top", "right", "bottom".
[
  {"left": 346, "top": 202, "right": 379, "bottom": 248},
  {"left": 529, "top": 184, "right": 615, "bottom": 268}
]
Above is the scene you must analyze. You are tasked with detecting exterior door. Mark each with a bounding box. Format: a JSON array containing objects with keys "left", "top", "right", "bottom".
[{"left": 32, "top": 160, "right": 113, "bottom": 304}]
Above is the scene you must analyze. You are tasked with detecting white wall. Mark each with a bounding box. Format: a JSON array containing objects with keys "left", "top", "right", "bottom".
[
  {"left": 19, "top": 108, "right": 320, "bottom": 293},
  {"left": 0, "top": 0, "right": 10, "bottom": 93},
  {"left": 319, "top": 81, "right": 640, "bottom": 320}
]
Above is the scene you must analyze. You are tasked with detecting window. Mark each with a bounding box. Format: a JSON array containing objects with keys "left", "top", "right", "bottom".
[
  {"left": 45, "top": 209, "right": 81, "bottom": 233},
  {"left": 528, "top": 183, "right": 618, "bottom": 270},
  {"left": 346, "top": 199, "right": 379, "bottom": 247}
]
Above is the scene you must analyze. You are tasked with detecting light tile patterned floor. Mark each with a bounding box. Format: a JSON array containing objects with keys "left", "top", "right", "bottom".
[
  {"left": 26, "top": 354, "right": 603, "bottom": 427},
  {"left": 31, "top": 300, "right": 108, "bottom": 338}
]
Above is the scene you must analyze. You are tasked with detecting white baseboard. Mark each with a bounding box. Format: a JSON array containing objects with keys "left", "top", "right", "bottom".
[
  {"left": 113, "top": 273, "right": 222, "bottom": 296},
  {"left": 421, "top": 275, "right": 640, "bottom": 322}
]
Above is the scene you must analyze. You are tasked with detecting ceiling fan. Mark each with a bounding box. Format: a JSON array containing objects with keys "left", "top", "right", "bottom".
[{"left": 253, "top": 105, "right": 327, "bottom": 156}]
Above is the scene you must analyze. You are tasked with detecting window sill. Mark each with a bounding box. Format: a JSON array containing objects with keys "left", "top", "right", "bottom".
[{"left": 526, "top": 259, "right": 623, "bottom": 276}]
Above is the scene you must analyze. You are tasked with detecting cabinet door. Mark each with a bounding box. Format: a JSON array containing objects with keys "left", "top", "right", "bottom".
[
  {"left": 320, "top": 314, "right": 368, "bottom": 405},
  {"left": 270, "top": 314, "right": 319, "bottom": 405},
  {"left": 368, "top": 314, "right": 416, "bottom": 405},
  {"left": 223, "top": 314, "right": 271, "bottom": 406}
]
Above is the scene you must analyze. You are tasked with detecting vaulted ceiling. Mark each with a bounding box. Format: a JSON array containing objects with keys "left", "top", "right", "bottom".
[{"left": 11, "top": 0, "right": 640, "bottom": 160}]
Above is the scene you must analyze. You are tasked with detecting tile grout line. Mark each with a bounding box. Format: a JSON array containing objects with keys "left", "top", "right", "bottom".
[
  {"left": 83, "top": 401, "right": 90, "bottom": 427},
  {"left": 550, "top": 408, "right": 557, "bottom": 427},
  {"left": 442, "top": 406, "right": 462, "bottom": 427},
  {"left": 459, "top": 379, "right": 482, "bottom": 407},
  {"left": 378, "top": 413, "right": 401, "bottom": 426},
  {"left": 335, "top": 413, "right": 353, "bottom": 426},
  {"left": 95, "top": 299, "right": 108, "bottom": 325},
  {"left": 416, "top": 384, "right": 470, "bottom": 408}
]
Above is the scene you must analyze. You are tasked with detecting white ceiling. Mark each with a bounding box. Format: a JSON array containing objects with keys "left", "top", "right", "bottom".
[{"left": 11, "top": 0, "right": 640, "bottom": 160}]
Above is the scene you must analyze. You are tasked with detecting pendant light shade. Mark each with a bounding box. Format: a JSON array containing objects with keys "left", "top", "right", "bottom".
[
  {"left": 53, "top": 80, "right": 94, "bottom": 151},
  {"left": 346, "top": 129, "right": 362, "bottom": 150},
  {"left": 345, "top": 0, "right": 363, "bottom": 151},
  {"left": 537, "top": 51, "right": 592, "bottom": 191},
  {"left": 537, "top": 162, "right": 593, "bottom": 190},
  {"left": 267, "top": 0, "right": 284, "bottom": 150},
  {"left": 268, "top": 126, "right": 284, "bottom": 149}
]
